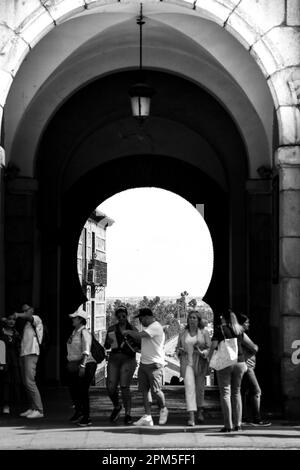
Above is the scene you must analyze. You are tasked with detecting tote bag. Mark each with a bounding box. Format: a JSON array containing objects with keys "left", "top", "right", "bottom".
[{"left": 209, "top": 326, "right": 238, "bottom": 371}]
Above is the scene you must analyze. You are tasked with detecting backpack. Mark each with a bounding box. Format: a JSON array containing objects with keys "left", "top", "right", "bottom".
[
  {"left": 80, "top": 329, "right": 106, "bottom": 364},
  {"left": 91, "top": 334, "right": 106, "bottom": 364}
]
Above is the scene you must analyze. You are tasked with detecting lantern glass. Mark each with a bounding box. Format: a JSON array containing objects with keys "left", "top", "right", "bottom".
[{"left": 130, "top": 95, "right": 151, "bottom": 118}]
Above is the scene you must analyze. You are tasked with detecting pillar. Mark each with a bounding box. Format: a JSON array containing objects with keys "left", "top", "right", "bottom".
[
  {"left": 246, "top": 179, "right": 277, "bottom": 407},
  {"left": 276, "top": 146, "right": 300, "bottom": 418},
  {"left": 0, "top": 146, "right": 5, "bottom": 317}
]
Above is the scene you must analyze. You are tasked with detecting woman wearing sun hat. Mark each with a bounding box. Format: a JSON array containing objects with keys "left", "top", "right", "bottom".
[{"left": 67, "top": 307, "right": 97, "bottom": 427}]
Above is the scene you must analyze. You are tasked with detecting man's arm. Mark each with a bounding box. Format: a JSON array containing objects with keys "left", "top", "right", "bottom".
[
  {"left": 14, "top": 311, "right": 33, "bottom": 322},
  {"left": 123, "top": 329, "right": 151, "bottom": 341}
]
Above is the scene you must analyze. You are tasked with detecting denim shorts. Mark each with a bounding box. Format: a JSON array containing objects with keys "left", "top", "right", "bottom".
[{"left": 138, "top": 362, "right": 164, "bottom": 394}]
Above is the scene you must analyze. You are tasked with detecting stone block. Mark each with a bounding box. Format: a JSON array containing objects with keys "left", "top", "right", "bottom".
[
  {"left": 281, "top": 314, "right": 300, "bottom": 356},
  {"left": 281, "top": 357, "right": 300, "bottom": 399},
  {"left": 0, "top": 0, "right": 43, "bottom": 31},
  {"left": 42, "top": 0, "right": 86, "bottom": 24},
  {"left": 277, "top": 106, "right": 300, "bottom": 146},
  {"left": 280, "top": 238, "right": 300, "bottom": 276},
  {"left": 0, "top": 69, "right": 13, "bottom": 108},
  {"left": 287, "top": 0, "right": 300, "bottom": 26},
  {"left": 6, "top": 219, "right": 34, "bottom": 243},
  {"left": 0, "top": 29, "right": 29, "bottom": 77},
  {"left": 268, "top": 67, "right": 300, "bottom": 108},
  {"left": 18, "top": 8, "right": 55, "bottom": 49},
  {"left": 196, "top": 0, "right": 232, "bottom": 26},
  {"left": 280, "top": 191, "right": 300, "bottom": 236},
  {"left": 250, "top": 38, "right": 278, "bottom": 77},
  {"left": 275, "top": 146, "right": 300, "bottom": 167},
  {"left": 85, "top": 0, "right": 120, "bottom": 8},
  {"left": 280, "top": 277, "right": 300, "bottom": 314},
  {"left": 163, "top": 0, "right": 196, "bottom": 9},
  {"left": 5, "top": 244, "right": 33, "bottom": 283},
  {"left": 237, "top": 0, "right": 285, "bottom": 35},
  {"left": 280, "top": 167, "right": 300, "bottom": 191},
  {"left": 263, "top": 27, "right": 300, "bottom": 69},
  {"left": 225, "top": 12, "right": 258, "bottom": 49}
]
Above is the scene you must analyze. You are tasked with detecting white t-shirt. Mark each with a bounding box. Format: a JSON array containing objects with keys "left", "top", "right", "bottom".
[
  {"left": 141, "top": 320, "right": 165, "bottom": 366},
  {"left": 20, "top": 315, "right": 43, "bottom": 357},
  {"left": 185, "top": 332, "right": 197, "bottom": 367}
]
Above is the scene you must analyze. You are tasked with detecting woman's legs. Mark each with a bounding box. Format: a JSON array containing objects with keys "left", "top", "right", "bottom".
[
  {"left": 184, "top": 365, "right": 197, "bottom": 423},
  {"left": 217, "top": 366, "right": 233, "bottom": 430},
  {"left": 78, "top": 362, "right": 97, "bottom": 421},
  {"left": 106, "top": 356, "right": 121, "bottom": 408},
  {"left": 231, "top": 362, "right": 247, "bottom": 427},
  {"left": 119, "top": 357, "right": 136, "bottom": 415},
  {"left": 195, "top": 372, "right": 206, "bottom": 420}
]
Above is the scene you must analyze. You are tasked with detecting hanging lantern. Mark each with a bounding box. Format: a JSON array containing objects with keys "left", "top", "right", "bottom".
[{"left": 129, "top": 3, "right": 155, "bottom": 121}]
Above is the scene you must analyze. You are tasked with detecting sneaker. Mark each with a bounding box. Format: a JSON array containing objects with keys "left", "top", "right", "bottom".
[
  {"left": 20, "top": 409, "right": 34, "bottom": 417},
  {"left": 110, "top": 405, "right": 122, "bottom": 423},
  {"left": 159, "top": 407, "right": 169, "bottom": 425},
  {"left": 26, "top": 410, "right": 44, "bottom": 419},
  {"left": 250, "top": 420, "right": 271, "bottom": 427},
  {"left": 77, "top": 417, "right": 92, "bottom": 427},
  {"left": 124, "top": 414, "right": 133, "bottom": 425},
  {"left": 219, "top": 427, "right": 232, "bottom": 432},
  {"left": 3, "top": 406, "right": 10, "bottom": 414},
  {"left": 187, "top": 419, "right": 195, "bottom": 426},
  {"left": 133, "top": 415, "right": 154, "bottom": 427},
  {"left": 70, "top": 411, "right": 83, "bottom": 423}
]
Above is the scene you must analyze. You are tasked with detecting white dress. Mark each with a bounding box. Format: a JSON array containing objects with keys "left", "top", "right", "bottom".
[{"left": 184, "top": 332, "right": 197, "bottom": 412}]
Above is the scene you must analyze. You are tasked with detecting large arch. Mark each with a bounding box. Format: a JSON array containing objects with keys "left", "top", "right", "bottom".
[{"left": 0, "top": 0, "right": 300, "bottom": 417}]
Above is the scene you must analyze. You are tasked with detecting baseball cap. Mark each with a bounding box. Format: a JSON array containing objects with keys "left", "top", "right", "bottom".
[
  {"left": 134, "top": 307, "right": 154, "bottom": 318},
  {"left": 69, "top": 308, "right": 88, "bottom": 320}
]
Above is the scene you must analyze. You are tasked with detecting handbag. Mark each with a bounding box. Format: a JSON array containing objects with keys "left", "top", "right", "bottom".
[{"left": 209, "top": 326, "right": 238, "bottom": 371}]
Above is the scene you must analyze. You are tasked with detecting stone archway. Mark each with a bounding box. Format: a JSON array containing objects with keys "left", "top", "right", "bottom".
[{"left": 0, "top": 0, "right": 300, "bottom": 417}]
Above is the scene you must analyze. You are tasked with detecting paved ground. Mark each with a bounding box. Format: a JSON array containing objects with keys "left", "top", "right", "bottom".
[{"left": 0, "top": 386, "right": 299, "bottom": 450}]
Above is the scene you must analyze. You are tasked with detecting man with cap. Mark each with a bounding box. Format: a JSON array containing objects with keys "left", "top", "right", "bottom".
[
  {"left": 67, "top": 307, "right": 97, "bottom": 427},
  {"left": 13, "top": 304, "right": 44, "bottom": 419},
  {"left": 123, "top": 307, "right": 168, "bottom": 426}
]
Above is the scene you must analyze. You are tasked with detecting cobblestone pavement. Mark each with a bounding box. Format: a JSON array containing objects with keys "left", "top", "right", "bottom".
[{"left": 0, "top": 386, "right": 299, "bottom": 450}]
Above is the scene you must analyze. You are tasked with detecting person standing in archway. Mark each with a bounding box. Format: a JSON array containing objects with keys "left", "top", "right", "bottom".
[
  {"left": 123, "top": 308, "right": 168, "bottom": 427},
  {"left": 104, "top": 306, "right": 140, "bottom": 425},
  {"left": 14, "top": 304, "right": 44, "bottom": 419},
  {"left": 208, "top": 310, "right": 257, "bottom": 432},
  {"left": 239, "top": 314, "right": 271, "bottom": 427},
  {"left": 176, "top": 310, "right": 211, "bottom": 426}
]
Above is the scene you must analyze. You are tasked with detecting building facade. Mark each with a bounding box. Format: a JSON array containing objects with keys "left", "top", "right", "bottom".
[{"left": 77, "top": 210, "right": 114, "bottom": 345}]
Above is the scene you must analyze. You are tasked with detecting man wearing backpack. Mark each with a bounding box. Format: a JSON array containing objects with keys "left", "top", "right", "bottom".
[{"left": 13, "top": 304, "right": 44, "bottom": 419}]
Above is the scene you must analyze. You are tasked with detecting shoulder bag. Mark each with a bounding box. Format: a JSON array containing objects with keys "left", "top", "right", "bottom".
[{"left": 209, "top": 325, "right": 238, "bottom": 370}]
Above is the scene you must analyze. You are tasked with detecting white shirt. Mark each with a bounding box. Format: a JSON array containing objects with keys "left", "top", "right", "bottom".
[
  {"left": 67, "top": 326, "right": 95, "bottom": 363},
  {"left": 185, "top": 332, "right": 198, "bottom": 367},
  {"left": 20, "top": 315, "right": 43, "bottom": 357},
  {"left": 141, "top": 320, "right": 165, "bottom": 366}
]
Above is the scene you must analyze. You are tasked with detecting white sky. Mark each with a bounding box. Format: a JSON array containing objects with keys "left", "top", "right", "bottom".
[{"left": 97, "top": 187, "right": 214, "bottom": 298}]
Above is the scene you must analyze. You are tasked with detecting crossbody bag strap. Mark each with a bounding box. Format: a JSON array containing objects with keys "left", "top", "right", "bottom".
[{"left": 31, "top": 320, "right": 40, "bottom": 346}]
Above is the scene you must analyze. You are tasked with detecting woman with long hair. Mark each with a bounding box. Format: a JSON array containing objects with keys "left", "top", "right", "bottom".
[
  {"left": 208, "top": 310, "right": 257, "bottom": 432},
  {"left": 0, "top": 313, "right": 22, "bottom": 415},
  {"left": 176, "top": 310, "right": 211, "bottom": 426},
  {"left": 104, "top": 306, "right": 140, "bottom": 425}
]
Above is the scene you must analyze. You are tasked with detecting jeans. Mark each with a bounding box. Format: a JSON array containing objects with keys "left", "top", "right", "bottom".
[
  {"left": 20, "top": 354, "right": 43, "bottom": 413},
  {"left": 106, "top": 353, "right": 136, "bottom": 414},
  {"left": 217, "top": 362, "right": 247, "bottom": 429},
  {"left": 68, "top": 361, "right": 97, "bottom": 419},
  {"left": 241, "top": 367, "right": 262, "bottom": 421}
]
